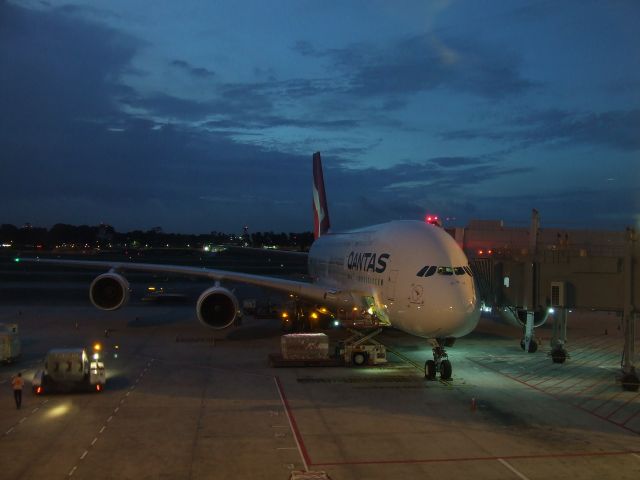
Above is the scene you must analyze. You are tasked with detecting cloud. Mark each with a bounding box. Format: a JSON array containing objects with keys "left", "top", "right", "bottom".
[
  {"left": 442, "top": 108, "right": 640, "bottom": 151},
  {"left": 295, "top": 34, "right": 534, "bottom": 101},
  {"left": 170, "top": 59, "right": 215, "bottom": 78}
]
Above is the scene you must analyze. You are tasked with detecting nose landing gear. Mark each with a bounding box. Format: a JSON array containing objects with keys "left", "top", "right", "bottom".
[{"left": 424, "top": 339, "right": 452, "bottom": 380}]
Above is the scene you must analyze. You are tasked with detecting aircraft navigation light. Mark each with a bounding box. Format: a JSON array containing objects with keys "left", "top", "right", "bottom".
[
  {"left": 14, "top": 257, "right": 20, "bottom": 263},
  {"left": 310, "top": 312, "right": 318, "bottom": 319},
  {"left": 93, "top": 342, "right": 102, "bottom": 352}
]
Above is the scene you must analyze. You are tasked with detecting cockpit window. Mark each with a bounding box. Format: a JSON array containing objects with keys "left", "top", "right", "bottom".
[
  {"left": 463, "top": 266, "right": 473, "bottom": 276},
  {"left": 437, "top": 266, "right": 454, "bottom": 275},
  {"left": 454, "top": 267, "right": 465, "bottom": 275},
  {"left": 416, "top": 266, "right": 429, "bottom": 277},
  {"left": 425, "top": 265, "right": 437, "bottom": 277}
]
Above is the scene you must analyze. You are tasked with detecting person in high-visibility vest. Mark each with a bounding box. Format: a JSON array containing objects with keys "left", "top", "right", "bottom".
[{"left": 11, "top": 372, "right": 24, "bottom": 409}]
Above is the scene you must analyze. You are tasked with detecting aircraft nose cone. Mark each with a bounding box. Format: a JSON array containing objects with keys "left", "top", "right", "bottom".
[{"left": 439, "top": 279, "right": 480, "bottom": 337}]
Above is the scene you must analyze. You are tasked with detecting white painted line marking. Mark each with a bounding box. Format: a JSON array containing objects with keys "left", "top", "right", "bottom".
[
  {"left": 68, "top": 466, "right": 77, "bottom": 477},
  {"left": 125, "top": 391, "right": 130, "bottom": 396},
  {"left": 99, "top": 426, "right": 106, "bottom": 434},
  {"left": 273, "top": 377, "right": 308, "bottom": 472},
  {"left": 498, "top": 458, "right": 530, "bottom": 480},
  {"left": 6, "top": 427, "right": 14, "bottom": 434},
  {"left": 129, "top": 385, "right": 135, "bottom": 390},
  {"left": 107, "top": 416, "right": 113, "bottom": 422},
  {"left": 91, "top": 437, "right": 97, "bottom": 446},
  {"left": 32, "top": 408, "right": 38, "bottom": 413},
  {"left": 43, "top": 399, "right": 49, "bottom": 404},
  {"left": 632, "top": 453, "right": 640, "bottom": 460},
  {"left": 80, "top": 450, "right": 88, "bottom": 460},
  {"left": 19, "top": 417, "right": 26, "bottom": 423},
  {"left": 114, "top": 407, "right": 119, "bottom": 413},
  {"left": 120, "top": 398, "right": 125, "bottom": 403}
]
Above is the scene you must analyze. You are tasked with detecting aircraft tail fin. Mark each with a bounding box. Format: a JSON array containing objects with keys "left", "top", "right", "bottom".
[{"left": 312, "top": 152, "right": 331, "bottom": 239}]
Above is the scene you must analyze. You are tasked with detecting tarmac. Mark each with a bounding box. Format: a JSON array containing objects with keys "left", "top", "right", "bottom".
[{"left": 1, "top": 261, "right": 639, "bottom": 480}]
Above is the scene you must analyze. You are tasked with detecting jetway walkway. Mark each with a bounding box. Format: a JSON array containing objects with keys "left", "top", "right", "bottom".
[{"left": 465, "top": 218, "right": 638, "bottom": 391}]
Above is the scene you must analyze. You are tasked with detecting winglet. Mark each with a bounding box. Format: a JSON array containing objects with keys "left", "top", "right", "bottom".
[{"left": 312, "top": 152, "right": 331, "bottom": 239}]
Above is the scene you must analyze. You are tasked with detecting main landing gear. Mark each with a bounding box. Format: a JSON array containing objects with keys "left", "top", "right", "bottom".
[{"left": 424, "top": 339, "right": 452, "bottom": 381}]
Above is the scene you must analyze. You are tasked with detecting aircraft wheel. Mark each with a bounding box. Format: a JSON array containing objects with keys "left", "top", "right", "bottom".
[
  {"left": 352, "top": 352, "right": 367, "bottom": 366},
  {"left": 621, "top": 373, "right": 640, "bottom": 392},
  {"left": 551, "top": 348, "right": 567, "bottom": 364},
  {"left": 440, "top": 360, "right": 452, "bottom": 380},
  {"left": 520, "top": 338, "right": 538, "bottom": 353},
  {"left": 425, "top": 360, "right": 436, "bottom": 380}
]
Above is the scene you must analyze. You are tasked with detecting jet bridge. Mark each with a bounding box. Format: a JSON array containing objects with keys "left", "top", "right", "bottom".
[{"left": 462, "top": 213, "right": 638, "bottom": 391}]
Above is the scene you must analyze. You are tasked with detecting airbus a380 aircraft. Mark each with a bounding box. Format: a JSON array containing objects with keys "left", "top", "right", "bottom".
[{"left": 19, "top": 152, "right": 480, "bottom": 380}]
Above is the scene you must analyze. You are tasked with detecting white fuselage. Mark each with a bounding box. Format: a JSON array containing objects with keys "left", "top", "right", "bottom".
[{"left": 308, "top": 220, "right": 480, "bottom": 338}]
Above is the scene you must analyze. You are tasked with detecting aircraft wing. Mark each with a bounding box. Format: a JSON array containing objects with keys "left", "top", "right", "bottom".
[{"left": 16, "top": 257, "right": 335, "bottom": 304}]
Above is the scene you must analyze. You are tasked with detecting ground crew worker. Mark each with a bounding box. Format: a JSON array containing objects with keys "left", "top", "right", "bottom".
[{"left": 11, "top": 372, "right": 24, "bottom": 409}]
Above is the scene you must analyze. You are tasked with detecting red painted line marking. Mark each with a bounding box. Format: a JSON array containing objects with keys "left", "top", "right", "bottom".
[
  {"left": 312, "top": 449, "right": 640, "bottom": 467},
  {"left": 571, "top": 376, "right": 610, "bottom": 398},
  {"left": 469, "top": 358, "right": 640, "bottom": 435},
  {"left": 274, "top": 376, "right": 311, "bottom": 470},
  {"left": 591, "top": 390, "right": 625, "bottom": 414},
  {"left": 606, "top": 392, "right": 640, "bottom": 420},
  {"left": 621, "top": 405, "right": 640, "bottom": 426}
]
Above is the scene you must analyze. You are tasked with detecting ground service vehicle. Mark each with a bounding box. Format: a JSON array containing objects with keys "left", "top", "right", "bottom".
[{"left": 32, "top": 347, "right": 105, "bottom": 394}]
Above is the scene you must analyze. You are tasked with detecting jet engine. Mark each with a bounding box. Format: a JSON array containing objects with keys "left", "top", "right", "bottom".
[
  {"left": 196, "top": 287, "right": 239, "bottom": 329},
  {"left": 89, "top": 273, "right": 130, "bottom": 311}
]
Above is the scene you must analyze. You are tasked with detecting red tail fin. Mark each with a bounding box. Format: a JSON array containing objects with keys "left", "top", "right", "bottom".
[{"left": 312, "top": 152, "right": 331, "bottom": 239}]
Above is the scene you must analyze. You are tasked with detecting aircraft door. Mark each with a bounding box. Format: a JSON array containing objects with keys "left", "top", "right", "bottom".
[{"left": 386, "top": 269, "right": 399, "bottom": 302}]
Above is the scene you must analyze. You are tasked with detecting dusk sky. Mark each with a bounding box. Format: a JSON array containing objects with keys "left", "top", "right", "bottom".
[{"left": 1, "top": 0, "right": 638, "bottom": 234}]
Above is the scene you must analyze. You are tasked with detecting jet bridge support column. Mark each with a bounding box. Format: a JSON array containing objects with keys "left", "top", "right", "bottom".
[
  {"left": 621, "top": 228, "right": 638, "bottom": 391},
  {"left": 550, "top": 308, "right": 568, "bottom": 363}
]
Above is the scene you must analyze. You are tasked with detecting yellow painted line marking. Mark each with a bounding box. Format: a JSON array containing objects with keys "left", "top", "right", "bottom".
[
  {"left": 114, "top": 407, "right": 119, "bottom": 413},
  {"left": 6, "top": 427, "right": 14, "bottom": 434},
  {"left": 99, "top": 426, "right": 106, "bottom": 434},
  {"left": 68, "top": 466, "right": 77, "bottom": 477},
  {"left": 80, "top": 450, "right": 88, "bottom": 460},
  {"left": 19, "top": 417, "right": 26, "bottom": 423},
  {"left": 632, "top": 453, "right": 640, "bottom": 460},
  {"left": 32, "top": 408, "right": 39, "bottom": 413},
  {"left": 107, "top": 416, "right": 113, "bottom": 422}
]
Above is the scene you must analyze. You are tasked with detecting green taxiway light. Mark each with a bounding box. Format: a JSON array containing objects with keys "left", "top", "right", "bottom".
[{"left": 14, "top": 257, "right": 20, "bottom": 263}]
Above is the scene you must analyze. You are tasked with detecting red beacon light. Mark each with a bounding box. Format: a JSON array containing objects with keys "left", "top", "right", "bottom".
[{"left": 425, "top": 214, "right": 442, "bottom": 227}]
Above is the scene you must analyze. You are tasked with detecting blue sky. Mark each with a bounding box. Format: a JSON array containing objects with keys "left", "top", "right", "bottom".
[{"left": 1, "top": 0, "right": 638, "bottom": 233}]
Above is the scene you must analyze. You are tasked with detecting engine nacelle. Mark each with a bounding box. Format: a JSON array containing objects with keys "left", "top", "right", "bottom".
[
  {"left": 498, "top": 306, "right": 550, "bottom": 328},
  {"left": 196, "top": 287, "right": 239, "bottom": 330},
  {"left": 89, "top": 273, "right": 130, "bottom": 311}
]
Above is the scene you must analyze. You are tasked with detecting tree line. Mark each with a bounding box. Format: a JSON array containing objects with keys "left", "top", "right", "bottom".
[{"left": 0, "top": 223, "right": 314, "bottom": 251}]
